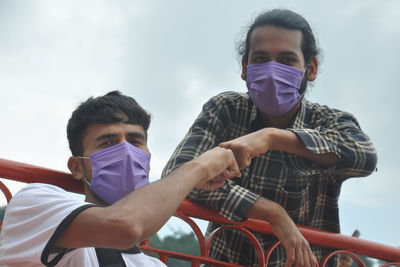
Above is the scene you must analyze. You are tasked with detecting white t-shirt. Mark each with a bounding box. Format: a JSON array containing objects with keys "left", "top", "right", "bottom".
[{"left": 0, "top": 183, "right": 166, "bottom": 267}]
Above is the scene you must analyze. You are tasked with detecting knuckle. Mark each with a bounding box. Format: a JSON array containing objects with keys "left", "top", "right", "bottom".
[
  {"left": 312, "top": 255, "right": 318, "bottom": 265},
  {"left": 288, "top": 238, "right": 297, "bottom": 247},
  {"left": 286, "top": 254, "right": 295, "bottom": 263}
]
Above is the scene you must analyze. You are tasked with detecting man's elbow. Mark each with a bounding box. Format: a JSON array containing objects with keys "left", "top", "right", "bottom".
[
  {"left": 104, "top": 215, "right": 144, "bottom": 250},
  {"left": 363, "top": 152, "right": 378, "bottom": 176},
  {"left": 344, "top": 151, "right": 378, "bottom": 177}
]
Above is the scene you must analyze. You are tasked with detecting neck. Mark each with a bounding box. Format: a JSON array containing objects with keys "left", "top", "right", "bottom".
[
  {"left": 259, "top": 101, "right": 301, "bottom": 129},
  {"left": 83, "top": 184, "right": 109, "bottom": 206}
]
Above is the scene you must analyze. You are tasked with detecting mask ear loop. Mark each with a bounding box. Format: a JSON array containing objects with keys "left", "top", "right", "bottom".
[
  {"left": 76, "top": 156, "right": 109, "bottom": 205},
  {"left": 82, "top": 177, "right": 91, "bottom": 187},
  {"left": 75, "top": 156, "right": 92, "bottom": 187},
  {"left": 298, "top": 64, "right": 309, "bottom": 97}
]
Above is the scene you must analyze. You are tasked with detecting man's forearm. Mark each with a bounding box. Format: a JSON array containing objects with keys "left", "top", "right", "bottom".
[
  {"left": 246, "top": 196, "right": 317, "bottom": 266},
  {"left": 245, "top": 197, "right": 303, "bottom": 247},
  {"left": 245, "top": 196, "right": 283, "bottom": 222},
  {"left": 264, "top": 128, "right": 341, "bottom": 167},
  {"left": 57, "top": 160, "right": 207, "bottom": 250},
  {"left": 57, "top": 147, "right": 239, "bottom": 250},
  {"left": 109, "top": 160, "right": 208, "bottom": 244},
  {"left": 105, "top": 147, "right": 240, "bottom": 245}
]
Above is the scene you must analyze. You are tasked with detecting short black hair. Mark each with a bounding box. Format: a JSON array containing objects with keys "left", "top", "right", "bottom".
[
  {"left": 67, "top": 91, "right": 151, "bottom": 156},
  {"left": 238, "top": 9, "right": 320, "bottom": 66}
]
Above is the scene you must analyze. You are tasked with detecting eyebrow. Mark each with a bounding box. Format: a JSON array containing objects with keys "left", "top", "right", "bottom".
[
  {"left": 127, "top": 132, "right": 146, "bottom": 140},
  {"left": 95, "top": 133, "right": 117, "bottom": 142},
  {"left": 251, "top": 49, "right": 299, "bottom": 55},
  {"left": 251, "top": 50, "right": 269, "bottom": 56},
  {"left": 94, "top": 131, "right": 146, "bottom": 142},
  {"left": 277, "top": 51, "right": 299, "bottom": 58}
]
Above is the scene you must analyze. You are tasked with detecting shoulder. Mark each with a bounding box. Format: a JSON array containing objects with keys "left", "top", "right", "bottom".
[
  {"left": 0, "top": 184, "right": 90, "bottom": 265},
  {"left": 304, "top": 99, "right": 360, "bottom": 125},
  {"left": 195, "top": 91, "right": 258, "bottom": 126},
  {"left": 202, "top": 91, "right": 254, "bottom": 116},
  {"left": 17, "top": 182, "right": 68, "bottom": 195},
  {"left": 9, "top": 183, "right": 70, "bottom": 206},
  {"left": 4, "top": 183, "right": 85, "bottom": 225},
  {"left": 207, "top": 91, "right": 251, "bottom": 106}
]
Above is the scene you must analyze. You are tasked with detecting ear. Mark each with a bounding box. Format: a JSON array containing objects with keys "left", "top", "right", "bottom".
[
  {"left": 68, "top": 156, "right": 84, "bottom": 181},
  {"left": 241, "top": 56, "right": 247, "bottom": 81},
  {"left": 307, "top": 56, "right": 318, "bottom": 81}
]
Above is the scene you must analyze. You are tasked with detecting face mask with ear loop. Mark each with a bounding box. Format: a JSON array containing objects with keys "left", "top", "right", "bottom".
[
  {"left": 246, "top": 61, "right": 308, "bottom": 116},
  {"left": 77, "top": 142, "right": 150, "bottom": 204}
]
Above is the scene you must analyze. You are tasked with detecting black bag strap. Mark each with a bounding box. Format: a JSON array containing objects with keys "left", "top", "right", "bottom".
[
  {"left": 95, "top": 246, "right": 141, "bottom": 267},
  {"left": 95, "top": 248, "right": 127, "bottom": 267}
]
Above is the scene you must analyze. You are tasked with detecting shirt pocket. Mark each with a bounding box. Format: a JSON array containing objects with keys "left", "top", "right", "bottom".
[
  {"left": 275, "top": 184, "right": 311, "bottom": 224},
  {"left": 250, "top": 172, "right": 313, "bottom": 225}
]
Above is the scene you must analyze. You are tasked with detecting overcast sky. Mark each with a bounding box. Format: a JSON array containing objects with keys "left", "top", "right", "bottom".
[{"left": 0, "top": 0, "right": 399, "bottom": 249}]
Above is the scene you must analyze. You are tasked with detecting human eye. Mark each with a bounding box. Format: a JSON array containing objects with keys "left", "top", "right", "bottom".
[
  {"left": 129, "top": 139, "right": 143, "bottom": 147},
  {"left": 278, "top": 56, "right": 297, "bottom": 66},
  {"left": 99, "top": 140, "right": 116, "bottom": 148},
  {"left": 253, "top": 56, "right": 268, "bottom": 64}
]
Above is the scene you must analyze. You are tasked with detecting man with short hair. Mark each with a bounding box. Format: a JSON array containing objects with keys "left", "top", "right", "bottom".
[
  {"left": 0, "top": 91, "right": 241, "bottom": 266},
  {"left": 162, "top": 9, "right": 377, "bottom": 267}
]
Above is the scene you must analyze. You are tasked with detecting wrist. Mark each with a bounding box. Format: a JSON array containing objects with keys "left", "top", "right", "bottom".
[
  {"left": 260, "top": 128, "right": 279, "bottom": 151},
  {"left": 184, "top": 158, "right": 209, "bottom": 183}
]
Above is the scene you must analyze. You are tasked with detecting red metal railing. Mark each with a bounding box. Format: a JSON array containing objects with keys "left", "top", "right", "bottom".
[{"left": 1, "top": 157, "right": 399, "bottom": 266}]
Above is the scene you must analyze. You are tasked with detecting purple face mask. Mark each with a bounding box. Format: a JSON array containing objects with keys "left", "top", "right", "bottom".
[
  {"left": 80, "top": 142, "right": 150, "bottom": 204},
  {"left": 246, "top": 61, "right": 305, "bottom": 116}
]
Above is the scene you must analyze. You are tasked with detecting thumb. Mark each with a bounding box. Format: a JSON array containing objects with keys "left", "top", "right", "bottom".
[{"left": 219, "top": 142, "right": 229, "bottom": 148}]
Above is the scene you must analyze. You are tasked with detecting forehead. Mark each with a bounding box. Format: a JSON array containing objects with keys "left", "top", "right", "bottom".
[
  {"left": 249, "top": 25, "right": 303, "bottom": 56},
  {"left": 82, "top": 122, "right": 146, "bottom": 146}
]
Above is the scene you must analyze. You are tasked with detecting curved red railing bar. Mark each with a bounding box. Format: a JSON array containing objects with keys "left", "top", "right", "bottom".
[
  {"left": 321, "top": 250, "right": 366, "bottom": 267},
  {"left": 381, "top": 263, "right": 400, "bottom": 267},
  {"left": 173, "top": 211, "right": 208, "bottom": 257},
  {"left": 264, "top": 242, "right": 281, "bottom": 264},
  {"left": 0, "top": 180, "right": 12, "bottom": 203},
  {"left": 177, "top": 200, "right": 400, "bottom": 262},
  {"left": 206, "top": 224, "right": 266, "bottom": 267},
  {"left": 1, "top": 157, "right": 400, "bottom": 266},
  {"left": 0, "top": 158, "right": 83, "bottom": 195}
]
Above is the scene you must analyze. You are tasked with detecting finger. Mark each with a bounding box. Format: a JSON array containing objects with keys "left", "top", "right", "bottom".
[
  {"left": 218, "top": 141, "right": 231, "bottom": 149},
  {"left": 232, "top": 145, "right": 251, "bottom": 170},
  {"left": 229, "top": 168, "right": 242, "bottom": 178},
  {"left": 312, "top": 253, "right": 318, "bottom": 267},
  {"left": 284, "top": 248, "right": 295, "bottom": 267},
  {"left": 225, "top": 163, "right": 241, "bottom": 178},
  {"left": 224, "top": 149, "right": 242, "bottom": 175},
  {"left": 221, "top": 169, "right": 231, "bottom": 179},
  {"left": 303, "top": 247, "right": 312, "bottom": 267},
  {"left": 293, "top": 245, "right": 304, "bottom": 267},
  {"left": 306, "top": 245, "right": 317, "bottom": 267},
  {"left": 212, "top": 174, "right": 226, "bottom": 181},
  {"left": 244, "top": 154, "right": 251, "bottom": 168},
  {"left": 224, "top": 168, "right": 242, "bottom": 179},
  {"left": 209, "top": 174, "right": 228, "bottom": 184},
  {"left": 298, "top": 238, "right": 315, "bottom": 267},
  {"left": 233, "top": 150, "right": 249, "bottom": 170},
  {"left": 207, "top": 179, "right": 225, "bottom": 190},
  {"left": 220, "top": 144, "right": 247, "bottom": 170},
  {"left": 215, "top": 168, "right": 240, "bottom": 180}
]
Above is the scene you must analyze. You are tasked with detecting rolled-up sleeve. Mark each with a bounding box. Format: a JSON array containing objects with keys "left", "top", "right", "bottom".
[{"left": 289, "top": 110, "right": 377, "bottom": 179}]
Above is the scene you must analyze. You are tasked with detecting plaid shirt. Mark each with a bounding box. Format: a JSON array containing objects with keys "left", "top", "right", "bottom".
[{"left": 162, "top": 91, "right": 377, "bottom": 266}]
